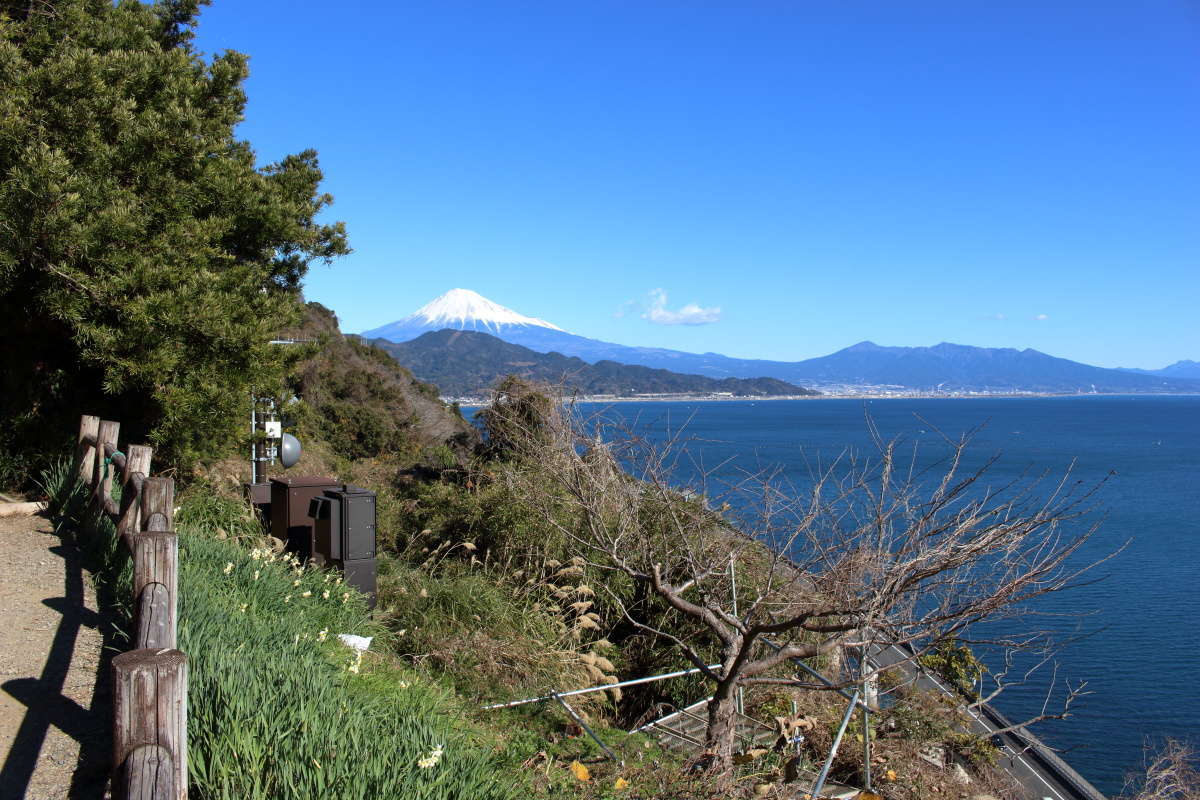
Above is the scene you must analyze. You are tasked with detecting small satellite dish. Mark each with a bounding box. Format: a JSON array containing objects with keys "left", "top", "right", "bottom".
[{"left": 280, "top": 433, "right": 302, "bottom": 468}]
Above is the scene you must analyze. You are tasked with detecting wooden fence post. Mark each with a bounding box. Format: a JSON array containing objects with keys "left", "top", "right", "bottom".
[
  {"left": 78, "top": 415, "right": 100, "bottom": 486},
  {"left": 93, "top": 420, "right": 120, "bottom": 504},
  {"left": 135, "top": 584, "right": 174, "bottom": 652},
  {"left": 117, "top": 445, "right": 154, "bottom": 539},
  {"left": 121, "top": 744, "right": 173, "bottom": 800},
  {"left": 140, "top": 478, "right": 174, "bottom": 533},
  {"left": 112, "top": 648, "right": 187, "bottom": 800},
  {"left": 130, "top": 531, "right": 178, "bottom": 650}
]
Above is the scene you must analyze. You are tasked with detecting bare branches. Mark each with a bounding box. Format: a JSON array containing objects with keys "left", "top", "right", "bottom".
[
  {"left": 1124, "top": 740, "right": 1200, "bottom": 800},
  {"left": 483, "top": 380, "right": 1111, "bottom": 769}
]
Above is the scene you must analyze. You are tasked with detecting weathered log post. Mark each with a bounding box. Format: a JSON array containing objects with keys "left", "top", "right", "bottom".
[
  {"left": 105, "top": 443, "right": 129, "bottom": 475},
  {"left": 77, "top": 415, "right": 100, "bottom": 486},
  {"left": 130, "top": 530, "right": 178, "bottom": 650},
  {"left": 117, "top": 445, "right": 154, "bottom": 540},
  {"left": 140, "top": 478, "right": 174, "bottom": 533},
  {"left": 121, "top": 745, "right": 173, "bottom": 800},
  {"left": 135, "top": 584, "right": 173, "bottom": 652},
  {"left": 112, "top": 649, "right": 187, "bottom": 800},
  {"left": 93, "top": 420, "right": 120, "bottom": 506}
]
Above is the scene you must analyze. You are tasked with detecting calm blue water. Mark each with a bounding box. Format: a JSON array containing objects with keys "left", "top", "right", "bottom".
[{"left": 475, "top": 395, "right": 1200, "bottom": 793}]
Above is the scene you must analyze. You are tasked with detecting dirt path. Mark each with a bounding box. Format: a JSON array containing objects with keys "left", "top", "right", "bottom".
[{"left": 0, "top": 513, "right": 111, "bottom": 800}]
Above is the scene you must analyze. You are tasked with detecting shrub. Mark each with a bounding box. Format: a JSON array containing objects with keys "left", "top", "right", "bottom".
[{"left": 919, "top": 637, "right": 986, "bottom": 698}]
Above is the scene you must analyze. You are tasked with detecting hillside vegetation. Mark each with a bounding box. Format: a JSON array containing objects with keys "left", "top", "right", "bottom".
[
  {"left": 286, "top": 304, "right": 477, "bottom": 461},
  {"left": 33, "top": 294, "right": 1056, "bottom": 797}
]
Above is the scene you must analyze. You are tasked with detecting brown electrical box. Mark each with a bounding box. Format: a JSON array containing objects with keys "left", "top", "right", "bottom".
[{"left": 270, "top": 475, "right": 341, "bottom": 563}]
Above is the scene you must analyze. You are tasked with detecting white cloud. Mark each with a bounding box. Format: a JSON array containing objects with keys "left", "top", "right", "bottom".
[
  {"left": 1034, "top": 313, "right": 1049, "bottom": 321},
  {"left": 641, "top": 288, "right": 721, "bottom": 326},
  {"left": 988, "top": 313, "right": 1007, "bottom": 321}
]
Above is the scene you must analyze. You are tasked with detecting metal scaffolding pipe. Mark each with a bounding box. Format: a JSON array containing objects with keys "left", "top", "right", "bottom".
[
  {"left": 481, "top": 663, "right": 722, "bottom": 710},
  {"left": 812, "top": 690, "right": 860, "bottom": 799},
  {"left": 554, "top": 693, "right": 622, "bottom": 764}
]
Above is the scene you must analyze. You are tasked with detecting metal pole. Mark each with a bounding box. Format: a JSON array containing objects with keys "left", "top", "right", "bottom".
[
  {"left": 812, "top": 690, "right": 860, "bottom": 799},
  {"left": 790, "top": 699, "right": 803, "bottom": 759},
  {"left": 553, "top": 693, "right": 622, "bottom": 764},
  {"left": 250, "top": 397, "right": 258, "bottom": 485},
  {"left": 730, "top": 557, "right": 744, "bottom": 715},
  {"left": 254, "top": 397, "right": 267, "bottom": 484},
  {"left": 481, "top": 663, "right": 723, "bottom": 710},
  {"left": 861, "top": 645, "right": 872, "bottom": 792}
]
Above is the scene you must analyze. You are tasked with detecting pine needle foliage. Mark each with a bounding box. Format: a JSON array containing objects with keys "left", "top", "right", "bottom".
[{"left": 0, "top": 0, "right": 349, "bottom": 475}]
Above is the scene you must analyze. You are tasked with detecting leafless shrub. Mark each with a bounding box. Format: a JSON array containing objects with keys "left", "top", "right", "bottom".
[
  {"left": 486, "top": 380, "right": 1117, "bottom": 775},
  {"left": 1125, "top": 740, "right": 1200, "bottom": 800}
]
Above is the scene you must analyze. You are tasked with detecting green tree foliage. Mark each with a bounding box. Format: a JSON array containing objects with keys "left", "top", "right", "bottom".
[
  {"left": 919, "top": 636, "right": 987, "bottom": 697},
  {"left": 0, "top": 0, "right": 348, "bottom": 477}
]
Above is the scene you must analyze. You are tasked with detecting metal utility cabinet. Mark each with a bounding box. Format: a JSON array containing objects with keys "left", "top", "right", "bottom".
[
  {"left": 269, "top": 475, "right": 341, "bottom": 564},
  {"left": 310, "top": 485, "right": 378, "bottom": 607}
]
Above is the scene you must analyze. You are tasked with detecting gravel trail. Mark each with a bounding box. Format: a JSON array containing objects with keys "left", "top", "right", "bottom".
[{"left": 0, "top": 513, "right": 111, "bottom": 800}]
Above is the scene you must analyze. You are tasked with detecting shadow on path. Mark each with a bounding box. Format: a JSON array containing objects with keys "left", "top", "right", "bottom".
[{"left": 0, "top": 518, "right": 123, "bottom": 800}]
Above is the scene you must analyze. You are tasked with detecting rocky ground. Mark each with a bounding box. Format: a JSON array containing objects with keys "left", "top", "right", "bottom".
[{"left": 0, "top": 512, "right": 110, "bottom": 800}]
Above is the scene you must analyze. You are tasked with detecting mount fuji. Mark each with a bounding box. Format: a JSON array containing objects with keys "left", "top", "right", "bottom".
[
  {"left": 363, "top": 288, "right": 783, "bottom": 376},
  {"left": 364, "top": 288, "right": 565, "bottom": 340},
  {"left": 361, "top": 288, "right": 700, "bottom": 364},
  {"left": 362, "top": 290, "right": 1200, "bottom": 394}
]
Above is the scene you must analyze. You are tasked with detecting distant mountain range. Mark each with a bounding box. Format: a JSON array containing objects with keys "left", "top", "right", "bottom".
[
  {"left": 365, "top": 330, "right": 817, "bottom": 398},
  {"left": 363, "top": 290, "right": 1200, "bottom": 395},
  {"left": 1117, "top": 360, "right": 1200, "bottom": 379}
]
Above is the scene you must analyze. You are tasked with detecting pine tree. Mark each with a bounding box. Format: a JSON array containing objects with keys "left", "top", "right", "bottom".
[{"left": 0, "top": 0, "right": 349, "bottom": 478}]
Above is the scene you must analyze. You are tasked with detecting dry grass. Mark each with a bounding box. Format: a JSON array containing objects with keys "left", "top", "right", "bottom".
[{"left": 1124, "top": 740, "right": 1200, "bottom": 800}]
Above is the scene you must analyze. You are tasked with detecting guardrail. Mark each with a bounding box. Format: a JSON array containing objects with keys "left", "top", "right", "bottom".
[
  {"left": 75, "top": 414, "right": 186, "bottom": 800},
  {"left": 885, "top": 640, "right": 1106, "bottom": 800}
]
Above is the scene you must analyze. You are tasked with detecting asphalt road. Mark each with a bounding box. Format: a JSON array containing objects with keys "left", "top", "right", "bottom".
[{"left": 869, "top": 642, "right": 1107, "bottom": 800}]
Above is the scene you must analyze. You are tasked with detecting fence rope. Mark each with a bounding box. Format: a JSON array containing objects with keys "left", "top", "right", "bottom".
[{"left": 101, "top": 450, "right": 125, "bottom": 484}]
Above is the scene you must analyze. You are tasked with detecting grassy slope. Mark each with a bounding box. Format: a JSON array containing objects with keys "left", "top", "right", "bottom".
[{"left": 42, "top": 464, "right": 528, "bottom": 800}]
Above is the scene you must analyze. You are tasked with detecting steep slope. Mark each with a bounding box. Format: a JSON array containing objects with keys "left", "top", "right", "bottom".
[
  {"left": 365, "top": 330, "right": 817, "bottom": 398},
  {"left": 287, "top": 303, "right": 478, "bottom": 460}
]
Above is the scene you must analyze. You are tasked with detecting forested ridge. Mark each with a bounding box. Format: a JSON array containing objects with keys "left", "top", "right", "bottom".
[{"left": 368, "top": 329, "right": 818, "bottom": 398}]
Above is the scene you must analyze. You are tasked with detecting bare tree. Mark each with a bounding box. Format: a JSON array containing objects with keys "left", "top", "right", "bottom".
[{"left": 488, "top": 381, "right": 1114, "bottom": 774}]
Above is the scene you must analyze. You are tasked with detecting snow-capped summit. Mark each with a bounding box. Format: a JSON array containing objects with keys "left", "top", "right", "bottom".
[
  {"left": 362, "top": 289, "right": 567, "bottom": 342},
  {"left": 407, "top": 288, "right": 564, "bottom": 333}
]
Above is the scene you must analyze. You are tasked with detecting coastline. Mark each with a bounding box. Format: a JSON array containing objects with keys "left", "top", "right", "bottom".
[{"left": 448, "top": 390, "right": 1200, "bottom": 406}]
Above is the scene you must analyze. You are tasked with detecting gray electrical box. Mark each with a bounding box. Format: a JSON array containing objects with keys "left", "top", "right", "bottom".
[
  {"left": 310, "top": 485, "right": 376, "bottom": 561},
  {"left": 309, "top": 485, "right": 377, "bottom": 607}
]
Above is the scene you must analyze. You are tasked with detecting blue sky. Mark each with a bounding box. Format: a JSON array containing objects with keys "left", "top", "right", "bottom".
[{"left": 193, "top": 1, "right": 1199, "bottom": 369}]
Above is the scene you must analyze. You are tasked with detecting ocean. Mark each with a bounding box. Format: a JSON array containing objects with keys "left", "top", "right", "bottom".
[{"left": 475, "top": 395, "right": 1200, "bottom": 794}]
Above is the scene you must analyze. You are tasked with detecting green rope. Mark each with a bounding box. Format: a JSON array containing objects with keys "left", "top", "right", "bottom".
[{"left": 101, "top": 449, "right": 125, "bottom": 484}]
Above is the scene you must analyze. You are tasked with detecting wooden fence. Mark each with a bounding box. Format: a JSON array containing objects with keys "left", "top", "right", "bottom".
[{"left": 76, "top": 414, "right": 186, "bottom": 800}]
